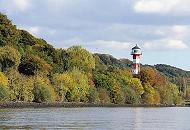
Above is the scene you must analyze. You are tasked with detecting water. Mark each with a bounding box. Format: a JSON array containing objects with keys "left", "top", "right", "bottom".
[{"left": 0, "top": 107, "right": 190, "bottom": 130}]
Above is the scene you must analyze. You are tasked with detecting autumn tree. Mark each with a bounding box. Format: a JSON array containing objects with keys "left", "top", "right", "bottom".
[
  {"left": 69, "top": 68, "right": 90, "bottom": 102},
  {"left": 140, "top": 67, "right": 167, "bottom": 88},
  {"left": 52, "top": 73, "right": 71, "bottom": 101},
  {"left": 128, "top": 78, "right": 144, "bottom": 96},
  {"left": 8, "top": 71, "right": 34, "bottom": 102},
  {"left": 55, "top": 68, "right": 90, "bottom": 102},
  {"left": 142, "top": 83, "right": 160, "bottom": 105},
  {"left": 0, "top": 72, "right": 9, "bottom": 101},
  {"left": 110, "top": 81, "right": 125, "bottom": 104},
  {"left": 33, "top": 76, "right": 56, "bottom": 102},
  {"left": 18, "top": 54, "right": 51, "bottom": 76},
  {"left": 0, "top": 46, "right": 21, "bottom": 73}
]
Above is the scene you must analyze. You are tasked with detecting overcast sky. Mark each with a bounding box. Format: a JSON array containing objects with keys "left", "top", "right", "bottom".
[{"left": 0, "top": 0, "right": 190, "bottom": 70}]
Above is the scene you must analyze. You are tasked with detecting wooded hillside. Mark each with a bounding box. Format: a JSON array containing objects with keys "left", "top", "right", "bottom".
[{"left": 0, "top": 13, "right": 189, "bottom": 104}]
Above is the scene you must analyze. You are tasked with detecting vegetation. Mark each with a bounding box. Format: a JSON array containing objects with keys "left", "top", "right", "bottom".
[{"left": 0, "top": 13, "right": 187, "bottom": 105}]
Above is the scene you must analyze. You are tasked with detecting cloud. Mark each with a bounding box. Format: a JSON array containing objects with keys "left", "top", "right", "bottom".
[
  {"left": 57, "top": 38, "right": 132, "bottom": 57},
  {"left": 0, "top": 0, "right": 31, "bottom": 14},
  {"left": 153, "top": 25, "right": 189, "bottom": 39},
  {"left": 46, "top": 0, "right": 79, "bottom": 12},
  {"left": 18, "top": 26, "right": 57, "bottom": 39},
  {"left": 134, "top": 0, "right": 178, "bottom": 13},
  {"left": 134, "top": 0, "right": 190, "bottom": 15},
  {"left": 90, "top": 40, "right": 131, "bottom": 50},
  {"left": 27, "top": 26, "right": 40, "bottom": 35},
  {"left": 143, "top": 39, "right": 188, "bottom": 50},
  {"left": 171, "top": 25, "right": 188, "bottom": 34},
  {"left": 59, "top": 38, "right": 131, "bottom": 50}
]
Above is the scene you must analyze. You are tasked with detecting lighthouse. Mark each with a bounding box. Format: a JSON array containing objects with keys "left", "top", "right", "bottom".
[{"left": 131, "top": 44, "right": 142, "bottom": 75}]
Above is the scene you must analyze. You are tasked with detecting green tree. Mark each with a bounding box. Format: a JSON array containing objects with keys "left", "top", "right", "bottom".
[
  {"left": 124, "top": 87, "right": 141, "bottom": 104},
  {"left": 0, "top": 13, "right": 19, "bottom": 47},
  {"left": 87, "top": 87, "right": 100, "bottom": 103},
  {"left": 158, "top": 83, "right": 182, "bottom": 105},
  {"left": 98, "top": 88, "right": 111, "bottom": 104},
  {"left": 93, "top": 72, "right": 114, "bottom": 91},
  {"left": 64, "top": 46, "right": 95, "bottom": 72}
]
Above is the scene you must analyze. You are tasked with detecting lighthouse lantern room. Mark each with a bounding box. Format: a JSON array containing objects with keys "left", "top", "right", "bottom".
[{"left": 131, "top": 44, "right": 142, "bottom": 75}]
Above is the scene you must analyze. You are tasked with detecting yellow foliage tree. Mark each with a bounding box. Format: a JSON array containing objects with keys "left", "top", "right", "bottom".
[
  {"left": 52, "top": 73, "right": 71, "bottom": 101},
  {"left": 33, "top": 76, "right": 56, "bottom": 102},
  {"left": 8, "top": 71, "right": 34, "bottom": 102},
  {"left": 0, "top": 72, "right": 9, "bottom": 101},
  {"left": 142, "top": 83, "right": 161, "bottom": 105},
  {"left": 129, "top": 78, "right": 144, "bottom": 96},
  {"left": 0, "top": 46, "right": 21, "bottom": 73}
]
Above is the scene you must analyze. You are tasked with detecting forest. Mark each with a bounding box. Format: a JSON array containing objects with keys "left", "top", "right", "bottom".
[{"left": 0, "top": 13, "right": 190, "bottom": 105}]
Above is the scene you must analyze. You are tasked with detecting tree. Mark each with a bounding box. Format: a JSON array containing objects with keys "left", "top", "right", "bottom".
[
  {"left": 8, "top": 71, "right": 34, "bottom": 102},
  {"left": 124, "top": 87, "right": 141, "bottom": 104},
  {"left": 55, "top": 68, "right": 90, "bottom": 102},
  {"left": 128, "top": 78, "right": 144, "bottom": 96},
  {"left": 52, "top": 73, "right": 71, "bottom": 101},
  {"left": 87, "top": 87, "right": 100, "bottom": 103},
  {"left": 0, "top": 72, "right": 9, "bottom": 101},
  {"left": 110, "top": 83, "right": 125, "bottom": 104},
  {"left": 142, "top": 83, "right": 161, "bottom": 105},
  {"left": 140, "top": 67, "right": 167, "bottom": 89},
  {"left": 19, "top": 30, "right": 36, "bottom": 46},
  {"left": 67, "top": 68, "right": 90, "bottom": 102},
  {"left": 0, "top": 13, "right": 19, "bottom": 47},
  {"left": 98, "top": 88, "right": 111, "bottom": 104},
  {"left": 18, "top": 54, "right": 51, "bottom": 76},
  {"left": 93, "top": 72, "right": 114, "bottom": 91},
  {"left": 0, "top": 46, "right": 21, "bottom": 73},
  {"left": 64, "top": 46, "right": 95, "bottom": 72},
  {"left": 33, "top": 76, "right": 56, "bottom": 102}
]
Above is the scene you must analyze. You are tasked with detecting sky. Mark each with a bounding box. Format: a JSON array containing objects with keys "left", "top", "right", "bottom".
[{"left": 0, "top": 0, "right": 190, "bottom": 71}]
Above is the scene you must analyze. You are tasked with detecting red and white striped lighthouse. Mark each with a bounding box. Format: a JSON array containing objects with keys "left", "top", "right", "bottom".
[{"left": 131, "top": 44, "right": 142, "bottom": 75}]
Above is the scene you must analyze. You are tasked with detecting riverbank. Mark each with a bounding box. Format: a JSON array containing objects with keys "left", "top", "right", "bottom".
[{"left": 0, "top": 102, "right": 187, "bottom": 109}]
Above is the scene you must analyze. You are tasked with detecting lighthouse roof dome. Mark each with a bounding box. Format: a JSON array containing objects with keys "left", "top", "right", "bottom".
[{"left": 132, "top": 44, "right": 140, "bottom": 50}]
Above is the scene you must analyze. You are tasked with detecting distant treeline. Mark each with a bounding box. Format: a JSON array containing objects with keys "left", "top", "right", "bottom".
[{"left": 0, "top": 13, "right": 189, "bottom": 105}]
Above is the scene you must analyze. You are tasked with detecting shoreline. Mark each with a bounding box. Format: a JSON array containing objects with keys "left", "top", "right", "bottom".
[{"left": 0, "top": 102, "right": 188, "bottom": 109}]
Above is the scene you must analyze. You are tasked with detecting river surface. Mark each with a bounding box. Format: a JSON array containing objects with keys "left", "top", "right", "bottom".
[{"left": 0, "top": 107, "right": 190, "bottom": 130}]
